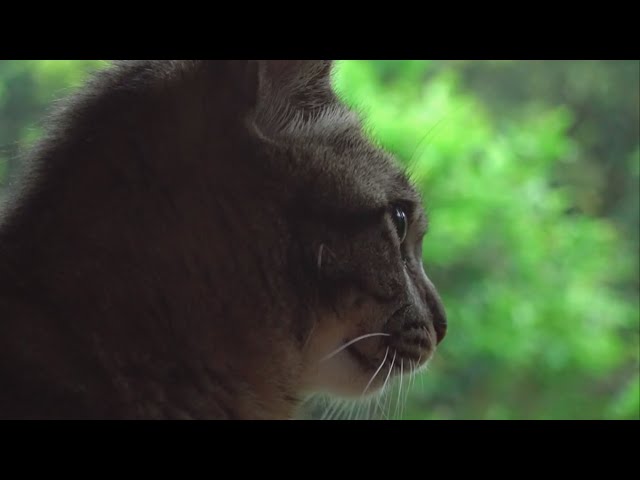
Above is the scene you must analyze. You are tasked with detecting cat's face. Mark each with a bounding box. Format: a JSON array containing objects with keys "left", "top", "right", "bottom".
[
  {"left": 250, "top": 61, "right": 447, "bottom": 400},
  {"left": 301, "top": 186, "right": 447, "bottom": 398},
  {"left": 297, "top": 147, "right": 448, "bottom": 398}
]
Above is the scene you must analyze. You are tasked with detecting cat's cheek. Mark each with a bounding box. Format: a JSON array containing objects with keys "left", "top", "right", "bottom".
[
  {"left": 298, "top": 314, "right": 369, "bottom": 397},
  {"left": 302, "top": 352, "right": 368, "bottom": 398}
]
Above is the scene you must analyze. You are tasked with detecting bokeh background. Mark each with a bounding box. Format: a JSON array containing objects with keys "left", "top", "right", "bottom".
[{"left": 0, "top": 60, "right": 638, "bottom": 420}]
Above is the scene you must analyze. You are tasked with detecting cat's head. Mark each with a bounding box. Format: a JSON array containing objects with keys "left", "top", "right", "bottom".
[
  {"left": 0, "top": 60, "right": 446, "bottom": 418},
  {"left": 246, "top": 61, "right": 447, "bottom": 400}
]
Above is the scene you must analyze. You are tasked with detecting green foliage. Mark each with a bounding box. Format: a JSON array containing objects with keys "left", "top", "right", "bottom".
[
  {"left": 0, "top": 60, "right": 106, "bottom": 190},
  {"left": 0, "top": 60, "right": 638, "bottom": 419},
  {"left": 333, "top": 60, "right": 639, "bottom": 419}
]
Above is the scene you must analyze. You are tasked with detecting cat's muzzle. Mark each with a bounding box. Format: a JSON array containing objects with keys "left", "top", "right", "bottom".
[{"left": 383, "top": 303, "right": 446, "bottom": 367}]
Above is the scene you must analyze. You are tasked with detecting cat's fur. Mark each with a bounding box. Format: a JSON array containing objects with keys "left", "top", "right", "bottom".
[{"left": 0, "top": 60, "right": 446, "bottom": 419}]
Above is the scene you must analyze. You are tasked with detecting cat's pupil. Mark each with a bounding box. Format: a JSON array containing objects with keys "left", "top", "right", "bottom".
[{"left": 392, "top": 205, "right": 408, "bottom": 244}]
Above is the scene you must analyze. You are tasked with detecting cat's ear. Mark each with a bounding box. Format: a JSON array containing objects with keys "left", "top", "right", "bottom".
[{"left": 249, "top": 60, "right": 337, "bottom": 135}]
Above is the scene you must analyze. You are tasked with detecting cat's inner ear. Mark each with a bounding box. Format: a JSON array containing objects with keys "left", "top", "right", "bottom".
[{"left": 250, "top": 60, "right": 337, "bottom": 136}]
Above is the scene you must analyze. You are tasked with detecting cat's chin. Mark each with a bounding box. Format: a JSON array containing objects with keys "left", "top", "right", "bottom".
[
  {"left": 304, "top": 341, "right": 432, "bottom": 400},
  {"left": 301, "top": 306, "right": 437, "bottom": 400}
]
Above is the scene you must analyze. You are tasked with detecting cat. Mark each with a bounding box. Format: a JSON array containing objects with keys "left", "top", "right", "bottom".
[{"left": 0, "top": 60, "right": 447, "bottom": 419}]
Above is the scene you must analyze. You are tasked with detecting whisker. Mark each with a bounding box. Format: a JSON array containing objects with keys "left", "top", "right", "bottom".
[
  {"left": 403, "top": 361, "right": 414, "bottom": 419},
  {"left": 317, "top": 244, "right": 324, "bottom": 271},
  {"left": 405, "top": 104, "right": 466, "bottom": 178},
  {"left": 353, "top": 400, "right": 361, "bottom": 420},
  {"left": 320, "top": 333, "right": 390, "bottom": 362},
  {"left": 320, "top": 400, "right": 333, "bottom": 420},
  {"left": 400, "top": 360, "right": 408, "bottom": 420},
  {"left": 344, "top": 401, "right": 354, "bottom": 421},
  {"left": 376, "top": 388, "right": 389, "bottom": 420},
  {"left": 395, "top": 359, "right": 404, "bottom": 420},
  {"left": 327, "top": 400, "right": 341, "bottom": 421},
  {"left": 405, "top": 121, "right": 442, "bottom": 176},
  {"left": 350, "top": 401, "right": 357, "bottom": 420},
  {"left": 381, "top": 351, "right": 396, "bottom": 420},
  {"left": 415, "top": 354, "right": 424, "bottom": 391},
  {"left": 374, "top": 388, "right": 387, "bottom": 419},
  {"left": 302, "top": 320, "right": 317, "bottom": 351},
  {"left": 343, "top": 402, "right": 354, "bottom": 421},
  {"left": 341, "top": 403, "right": 347, "bottom": 420},
  {"left": 373, "top": 357, "right": 392, "bottom": 420},
  {"left": 381, "top": 350, "right": 396, "bottom": 393},
  {"left": 323, "top": 399, "right": 343, "bottom": 420},
  {"left": 320, "top": 398, "right": 336, "bottom": 420},
  {"left": 409, "top": 359, "right": 416, "bottom": 384},
  {"left": 362, "top": 347, "right": 389, "bottom": 395},
  {"left": 406, "top": 363, "right": 415, "bottom": 419},
  {"left": 362, "top": 398, "right": 370, "bottom": 420},
  {"left": 334, "top": 401, "right": 347, "bottom": 421},
  {"left": 420, "top": 360, "right": 429, "bottom": 390}
]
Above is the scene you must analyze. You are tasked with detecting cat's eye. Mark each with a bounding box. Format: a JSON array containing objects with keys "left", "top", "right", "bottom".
[{"left": 392, "top": 205, "right": 408, "bottom": 244}]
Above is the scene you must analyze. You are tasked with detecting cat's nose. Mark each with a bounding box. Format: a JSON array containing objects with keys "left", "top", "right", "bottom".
[
  {"left": 423, "top": 273, "right": 447, "bottom": 345},
  {"left": 433, "top": 309, "right": 447, "bottom": 345}
]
